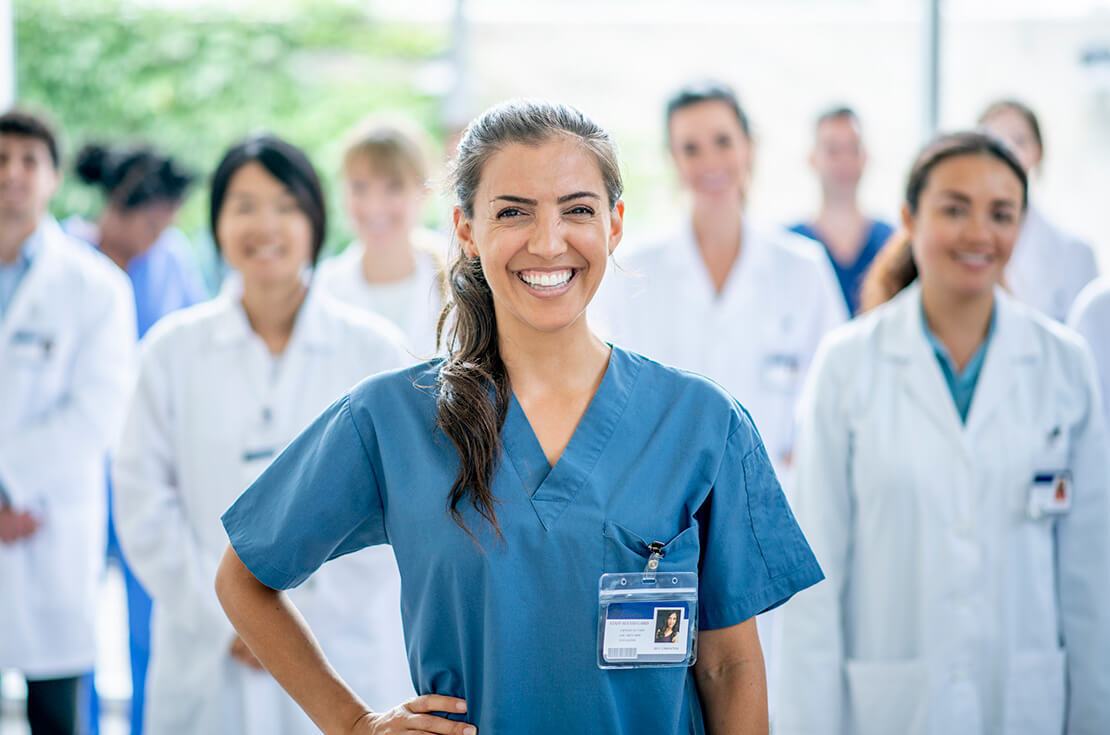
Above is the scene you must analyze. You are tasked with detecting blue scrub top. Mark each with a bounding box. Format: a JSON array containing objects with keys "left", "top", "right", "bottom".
[
  {"left": 222, "top": 347, "right": 822, "bottom": 733},
  {"left": 922, "top": 305, "right": 996, "bottom": 423},
  {"left": 789, "top": 219, "right": 895, "bottom": 315}
]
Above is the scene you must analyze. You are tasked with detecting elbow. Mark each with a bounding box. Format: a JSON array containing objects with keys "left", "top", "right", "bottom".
[{"left": 214, "top": 545, "right": 244, "bottom": 614}]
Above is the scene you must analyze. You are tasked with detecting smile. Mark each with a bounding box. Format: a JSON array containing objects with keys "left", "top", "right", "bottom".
[{"left": 516, "top": 268, "right": 577, "bottom": 292}]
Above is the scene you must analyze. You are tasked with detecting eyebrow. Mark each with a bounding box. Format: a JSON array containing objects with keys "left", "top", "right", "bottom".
[
  {"left": 937, "top": 190, "right": 1018, "bottom": 207},
  {"left": 491, "top": 191, "right": 602, "bottom": 206}
]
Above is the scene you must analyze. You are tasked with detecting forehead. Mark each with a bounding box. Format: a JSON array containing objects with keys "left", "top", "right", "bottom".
[
  {"left": 476, "top": 137, "right": 606, "bottom": 201},
  {"left": 344, "top": 148, "right": 420, "bottom": 183},
  {"left": 668, "top": 100, "right": 745, "bottom": 138},
  {"left": 0, "top": 134, "right": 53, "bottom": 158},
  {"left": 226, "top": 161, "right": 292, "bottom": 196},
  {"left": 923, "top": 154, "right": 1023, "bottom": 200},
  {"left": 816, "top": 116, "right": 861, "bottom": 142},
  {"left": 982, "top": 108, "right": 1035, "bottom": 139}
]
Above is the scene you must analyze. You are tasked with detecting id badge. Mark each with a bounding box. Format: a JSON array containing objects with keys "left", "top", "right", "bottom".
[
  {"left": 1026, "top": 470, "right": 1072, "bottom": 519},
  {"left": 761, "top": 353, "right": 800, "bottom": 392},
  {"left": 9, "top": 330, "right": 54, "bottom": 365},
  {"left": 597, "top": 543, "right": 698, "bottom": 669}
]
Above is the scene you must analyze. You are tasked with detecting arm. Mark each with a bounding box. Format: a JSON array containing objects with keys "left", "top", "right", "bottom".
[
  {"left": 111, "top": 337, "right": 233, "bottom": 641},
  {"left": 695, "top": 618, "right": 768, "bottom": 735},
  {"left": 774, "top": 341, "right": 854, "bottom": 735},
  {"left": 215, "top": 547, "right": 474, "bottom": 735},
  {"left": 0, "top": 271, "right": 136, "bottom": 509},
  {"left": 1058, "top": 346, "right": 1110, "bottom": 731}
]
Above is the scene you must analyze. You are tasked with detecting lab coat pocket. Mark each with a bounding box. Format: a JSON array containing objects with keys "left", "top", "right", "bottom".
[
  {"left": 1003, "top": 648, "right": 1066, "bottom": 735},
  {"left": 603, "top": 520, "right": 700, "bottom": 574},
  {"left": 845, "top": 658, "right": 929, "bottom": 735}
]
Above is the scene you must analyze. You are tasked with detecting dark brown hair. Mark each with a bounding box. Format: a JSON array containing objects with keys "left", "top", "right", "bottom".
[
  {"left": 0, "top": 109, "right": 61, "bottom": 169},
  {"left": 437, "top": 99, "right": 623, "bottom": 536},
  {"left": 210, "top": 134, "right": 328, "bottom": 264},
  {"left": 859, "top": 131, "right": 1028, "bottom": 311},
  {"left": 75, "top": 143, "right": 194, "bottom": 211}
]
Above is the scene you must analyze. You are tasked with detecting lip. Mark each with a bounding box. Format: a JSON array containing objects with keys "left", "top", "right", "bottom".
[
  {"left": 513, "top": 267, "right": 580, "bottom": 298},
  {"left": 951, "top": 250, "right": 996, "bottom": 272}
]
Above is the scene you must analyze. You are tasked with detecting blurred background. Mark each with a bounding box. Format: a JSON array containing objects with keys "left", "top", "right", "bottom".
[{"left": 4, "top": 0, "right": 1110, "bottom": 731}]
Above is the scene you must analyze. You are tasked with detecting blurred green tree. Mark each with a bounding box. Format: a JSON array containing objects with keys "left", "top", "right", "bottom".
[{"left": 16, "top": 0, "right": 446, "bottom": 278}]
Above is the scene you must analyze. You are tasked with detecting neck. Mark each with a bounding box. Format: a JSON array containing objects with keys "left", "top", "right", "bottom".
[
  {"left": 98, "top": 233, "right": 133, "bottom": 271},
  {"left": 817, "top": 188, "right": 862, "bottom": 221},
  {"left": 691, "top": 199, "right": 743, "bottom": 253},
  {"left": 240, "top": 278, "right": 307, "bottom": 355},
  {"left": 920, "top": 283, "right": 995, "bottom": 371},
  {"left": 0, "top": 214, "right": 40, "bottom": 264},
  {"left": 360, "top": 236, "right": 417, "bottom": 284},
  {"left": 498, "top": 313, "right": 610, "bottom": 397}
]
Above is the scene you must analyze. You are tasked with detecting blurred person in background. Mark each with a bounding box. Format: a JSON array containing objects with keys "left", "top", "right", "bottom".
[
  {"left": 0, "top": 109, "right": 136, "bottom": 735},
  {"left": 591, "top": 82, "right": 846, "bottom": 710},
  {"left": 788, "top": 106, "right": 894, "bottom": 316},
  {"left": 65, "top": 141, "right": 205, "bottom": 735},
  {"left": 111, "top": 134, "right": 414, "bottom": 734},
  {"left": 313, "top": 117, "right": 445, "bottom": 358},
  {"left": 979, "top": 99, "right": 1099, "bottom": 322},
  {"left": 776, "top": 131, "right": 1110, "bottom": 734},
  {"left": 1069, "top": 278, "right": 1110, "bottom": 427}
]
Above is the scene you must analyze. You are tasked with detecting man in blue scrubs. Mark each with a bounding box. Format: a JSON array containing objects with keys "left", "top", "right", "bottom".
[
  {"left": 66, "top": 146, "right": 205, "bottom": 735},
  {"left": 790, "top": 106, "right": 894, "bottom": 315}
]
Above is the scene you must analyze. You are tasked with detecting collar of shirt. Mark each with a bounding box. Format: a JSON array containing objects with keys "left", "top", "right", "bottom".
[{"left": 0, "top": 220, "right": 47, "bottom": 316}]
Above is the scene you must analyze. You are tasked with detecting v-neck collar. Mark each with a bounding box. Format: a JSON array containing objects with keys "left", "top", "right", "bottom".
[{"left": 501, "top": 345, "right": 642, "bottom": 530}]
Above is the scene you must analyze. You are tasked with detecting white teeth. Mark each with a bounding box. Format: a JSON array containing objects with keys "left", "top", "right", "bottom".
[
  {"left": 955, "top": 252, "right": 991, "bottom": 266},
  {"left": 519, "top": 269, "right": 573, "bottom": 288}
]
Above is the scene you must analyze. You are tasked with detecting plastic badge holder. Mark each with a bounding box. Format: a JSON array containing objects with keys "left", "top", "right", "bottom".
[{"left": 597, "top": 568, "right": 698, "bottom": 670}]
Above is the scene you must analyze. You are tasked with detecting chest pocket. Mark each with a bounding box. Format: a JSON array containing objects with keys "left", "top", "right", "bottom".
[
  {"left": 603, "top": 520, "right": 700, "bottom": 574},
  {"left": 7, "top": 328, "right": 59, "bottom": 367}
]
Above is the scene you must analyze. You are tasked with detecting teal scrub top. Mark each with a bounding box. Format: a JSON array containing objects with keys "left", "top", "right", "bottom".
[
  {"left": 922, "top": 306, "right": 996, "bottom": 423},
  {"left": 222, "top": 346, "right": 823, "bottom": 734}
]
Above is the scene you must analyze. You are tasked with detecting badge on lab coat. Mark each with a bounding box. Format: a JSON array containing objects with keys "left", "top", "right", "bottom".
[
  {"left": 1027, "top": 470, "right": 1072, "bottom": 519},
  {"left": 761, "top": 353, "right": 800, "bottom": 392},
  {"left": 9, "top": 329, "right": 55, "bottom": 365}
]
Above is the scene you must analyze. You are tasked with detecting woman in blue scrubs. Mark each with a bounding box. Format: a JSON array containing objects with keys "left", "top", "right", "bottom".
[{"left": 214, "top": 100, "right": 823, "bottom": 735}]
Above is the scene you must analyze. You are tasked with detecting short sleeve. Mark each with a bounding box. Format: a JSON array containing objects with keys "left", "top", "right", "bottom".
[
  {"left": 696, "top": 412, "right": 824, "bottom": 630},
  {"left": 221, "top": 394, "right": 387, "bottom": 590}
]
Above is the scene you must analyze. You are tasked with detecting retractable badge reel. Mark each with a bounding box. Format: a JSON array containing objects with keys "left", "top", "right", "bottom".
[{"left": 597, "top": 541, "right": 698, "bottom": 669}]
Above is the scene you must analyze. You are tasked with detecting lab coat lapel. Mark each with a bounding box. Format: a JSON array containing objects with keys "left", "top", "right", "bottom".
[
  {"left": 880, "top": 284, "right": 970, "bottom": 458},
  {"left": 0, "top": 220, "right": 65, "bottom": 345},
  {"left": 965, "top": 289, "right": 1039, "bottom": 440}
]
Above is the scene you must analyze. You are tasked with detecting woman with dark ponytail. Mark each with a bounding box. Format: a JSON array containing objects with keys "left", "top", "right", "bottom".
[
  {"left": 214, "top": 99, "right": 822, "bottom": 735},
  {"left": 777, "top": 132, "right": 1110, "bottom": 733}
]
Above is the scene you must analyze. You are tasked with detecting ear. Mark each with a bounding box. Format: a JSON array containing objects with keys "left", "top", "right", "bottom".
[
  {"left": 607, "top": 200, "right": 625, "bottom": 256},
  {"left": 453, "top": 206, "right": 478, "bottom": 259},
  {"left": 900, "top": 202, "right": 914, "bottom": 239}
]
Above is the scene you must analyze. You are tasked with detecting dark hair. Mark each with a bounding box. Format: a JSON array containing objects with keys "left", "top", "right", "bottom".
[
  {"left": 664, "top": 80, "right": 752, "bottom": 142},
  {"left": 209, "top": 134, "right": 327, "bottom": 264},
  {"left": 438, "top": 99, "right": 623, "bottom": 537},
  {"left": 859, "top": 131, "right": 1028, "bottom": 311},
  {"left": 75, "top": 143, "right": 194, "bottom": 210},
  {"left": 978, "top": 98, "right": 1043, "bottom": 155},
  {"left": 0, "top": 109, "right": 60, "bottom": 169},
  {"left": 816, "top": 105, "right": 860, "bottom": 130}
]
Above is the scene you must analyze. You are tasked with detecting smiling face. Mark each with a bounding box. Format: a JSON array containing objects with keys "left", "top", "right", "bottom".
[
  {"left": 668, "top": 100, "right": 752, "bottom": 207},
  {"left": 343, "top": 154, "right": 425, "bottom": 250},
  {"left": 216, "top": 161, "right": 313, "bottom": 290},
  {"left": 905, "top": 153, "right": 1024, "bottom": 301},
  {"left": 454, "top": 135, "right": 623, "bottom": 337},
  {"left": 0, "top": 135, "right": 59, "bottom": 226},
  {"left": 667, "top": 612, "right": 678, "bottom": 628}
]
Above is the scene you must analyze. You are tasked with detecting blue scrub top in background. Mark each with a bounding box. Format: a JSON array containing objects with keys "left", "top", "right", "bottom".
[
  {"left": 790, "top": 219, "right": 895, "bottom": 315},
  {"left": 222, "top": 347, "right": 823, "bottom": 734}
]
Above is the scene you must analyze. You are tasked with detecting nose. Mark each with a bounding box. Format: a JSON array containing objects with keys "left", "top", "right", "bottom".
[
  {"left": 527, "top": 209, "right": 567, "bottom": 260},
  {"left": 965, "top": 211, "right": 993, "bottom": 247}
]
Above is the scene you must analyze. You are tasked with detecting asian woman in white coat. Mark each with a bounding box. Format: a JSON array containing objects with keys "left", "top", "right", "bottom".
[
  {"left": 776, "top": 132, "right": 1110, "bottom": 735},
  {"left": 979, "top": 99, "right": 1099, "bottom": 322},
  {"left": 313, "top": 117, "right": 445, "bottom": 358},
  {"left": 112, "top": 135, "right": 415, "bottom": 734}
]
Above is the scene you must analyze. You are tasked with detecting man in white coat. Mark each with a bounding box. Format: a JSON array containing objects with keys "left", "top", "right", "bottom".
[{"left": 0, "top": 110, "right": 136, "bottom": 734}]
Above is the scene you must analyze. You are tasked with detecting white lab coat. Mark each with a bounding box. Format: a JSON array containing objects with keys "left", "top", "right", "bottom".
[
  {"left": 776, "top": 282, "right": 1110, "bottom": 735},
  {"left": 113, "top": 289, "right": 416, "bottom": 734},
  {"left": 592, "top": 218, "right": 847, "bottom": 472},
  {"left": 1006, "top": 206, "right": 1099, "bottom": 322},
  {"left": 0, "top": 218, "right": 136, "bottom": 678},
  {"left": 1068, "top": 277, "right": 1110, "bottom": 429},
  {"left": 313, "top": 233, "right": 445, "bottom": 360}
]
